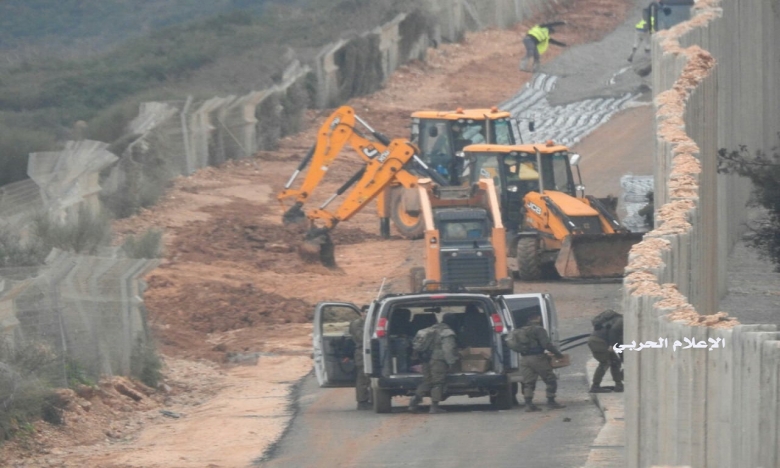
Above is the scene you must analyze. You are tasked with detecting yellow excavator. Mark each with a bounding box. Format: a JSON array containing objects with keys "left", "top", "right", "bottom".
[
  {"left": 388, "top": 107, "right": 522, "bottom": 238},
  {"left": 410, "top": 178, "right": 513, "bottom": 294},
  {"left": 462, "top": 142, "right": 644, "bottom": 280},
  {"left": 277, "top": 106, "right": 447, "bottom": 266}
]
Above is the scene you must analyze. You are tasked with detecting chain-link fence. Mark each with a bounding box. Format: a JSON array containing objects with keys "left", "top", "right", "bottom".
[
  {"left": 1, "top": 249, "right": 158, "bottom": 387},
  {"left": 0, "top": 135, "right": 157, "bottom": 394}
]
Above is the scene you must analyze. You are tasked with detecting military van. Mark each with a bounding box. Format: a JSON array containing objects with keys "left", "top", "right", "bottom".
[{"left": 312, "top": 291, "right": 560, "bottom": 413}]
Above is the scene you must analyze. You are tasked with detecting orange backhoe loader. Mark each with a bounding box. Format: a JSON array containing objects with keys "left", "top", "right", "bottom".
[
  {"left": 277, "top": 106, "right": 446, "bottom": 266},
  {"left": 387, "top": 107, "right": 524, "bottom": 238},
  {"left": 462, "top": 142, "right": 644, "bottom": 280},
  {"left": 409, "top": 178, "right": 514, "bottom": 295}
]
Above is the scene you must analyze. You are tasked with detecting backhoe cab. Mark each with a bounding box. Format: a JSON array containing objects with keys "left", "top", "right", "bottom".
[
  {"left": 462, "top": 142, "right": 644, "bottom": 280},
  {"left": 409, "top": 178, "right": 513, "bottom": 295},
  {"left": 388, "top": 107, "right": 523, "bottom": 238}
]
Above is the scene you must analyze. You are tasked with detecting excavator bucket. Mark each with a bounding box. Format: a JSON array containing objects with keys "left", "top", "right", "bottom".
[
  {"left": 282, "top": 202, "right": 308, "bottom": 227},
  {"left": 554, "top": 232, "right": 645, "bottom": 279},
  {"left": 299, "top": 227, "right": 336, "bottom": 268}
]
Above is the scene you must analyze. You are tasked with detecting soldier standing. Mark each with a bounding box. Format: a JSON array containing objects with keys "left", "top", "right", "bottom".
[
  {"left": 349, "top": 305, "right": 371, "bottom": 410},
  {"left": 588, "top": 310, "right": 624, "bottom": 393},
  {"left": 408, "top": 313, "right": 460, "bottom": 414},
  {"left": 506, "top": 310, "right": 566, "bottom": 412}
]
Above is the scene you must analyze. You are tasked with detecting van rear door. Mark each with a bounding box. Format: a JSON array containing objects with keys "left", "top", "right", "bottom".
[
  {"left": 312, "top": 302, "right": 361, "bottom": 387},
  {"left": 497, "top": 294, "right": 554, "bottom": 365}
]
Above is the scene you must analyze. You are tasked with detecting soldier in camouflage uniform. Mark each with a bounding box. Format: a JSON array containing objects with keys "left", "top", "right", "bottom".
[
  {"left": 408, "top": 313, "right": 460, "bottom": 414},
  {"left": 506, "top": 310, "right": 565, "bottom": 412},
  {"left": 588, "top": 310, "right": 624, "bottom": 393},
  {"left": 349, "top": 305, "right": 371, "bottom": 410}
]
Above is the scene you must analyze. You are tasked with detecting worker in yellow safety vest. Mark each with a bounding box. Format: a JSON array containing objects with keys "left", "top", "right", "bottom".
[
  {"left": 627, "top": 6, "right": 656, "bottom": 62},
  {"left": 519, "top": 22, "right": 567, "bottom": 73}
]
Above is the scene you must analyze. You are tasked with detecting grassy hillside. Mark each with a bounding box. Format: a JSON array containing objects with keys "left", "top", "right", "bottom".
[
  {"left": 0, "top": 0, "right": 268, "bottom": 60},
  {"left": 0, "top": 0, "right": 417, "bottom": 187}
]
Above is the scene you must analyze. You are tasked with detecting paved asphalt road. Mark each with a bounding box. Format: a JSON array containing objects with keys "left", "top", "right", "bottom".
[{"left": 258, "top": 290, "right": 616, "bottom": 468}]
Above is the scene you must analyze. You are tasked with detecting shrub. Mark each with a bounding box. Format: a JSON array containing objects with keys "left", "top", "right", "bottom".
[
  {"left": 85, "top": 100, "right": 144, "bottom": 144},
  {"left": 718, "top": 138, "right": 780, "bottom": 271},
  {"left": 0, "top": 228, "right": 49, "bottom": 268},
  {"left": 256, "top": 93, "right": 282, "bottom": 151},
  {"left": 100, "top": 132, "right": 175, "bottom": 219},
  {"left": 280, "top": 80, "right": 309, "bottom": 138},
  {"left": 31, "top": 205, "right": 112, "bottom": 255},
  {"left": 65, "top": 358, "right": 94, "bottom": 389},
  {"left": 0, "top": 338, "right": 59, "bottom": 441},
  {"left": 121, "top": 229, "right": 164, "bottom": 259},
  {"left": 130, "top": 336, "right": 162, "bottom": 388},
  {"left": 398, "top": 9, "right": 434, "bottom": 60},
  {"left": 0, "top": 124, "right": 58, "bottom": 186},
  {"left": 334, "top": 34, "right": 384, "bottom": 102}
]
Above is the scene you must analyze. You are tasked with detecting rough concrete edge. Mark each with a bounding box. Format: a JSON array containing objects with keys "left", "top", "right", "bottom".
[
  {"left": 251, "top": 369, "right": 313, "bottom": 465},
  {"left": 585, "top": 358, "right": 622, "bottom": 423},
  {"left": 624, "top": 0, "right": 734, "bottom": 326},
  {"left": 583, "top": 357, "right": 625, "bottom": 468}
]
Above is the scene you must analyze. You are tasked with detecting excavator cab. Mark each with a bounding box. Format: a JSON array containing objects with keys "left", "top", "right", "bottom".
[
  {"left": 384, "top": 108, "right": 521, "bottom": 239},
  {"left": 410, "top": 108, "right": 519, "bottom": 186},
  {"left": 464, "top": 144, "right": 577, "bottom": 231}
]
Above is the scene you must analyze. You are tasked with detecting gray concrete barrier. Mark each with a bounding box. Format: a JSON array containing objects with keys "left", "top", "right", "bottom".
[{"left": 625, "top": 0, "right": 780, "bottom": 467}]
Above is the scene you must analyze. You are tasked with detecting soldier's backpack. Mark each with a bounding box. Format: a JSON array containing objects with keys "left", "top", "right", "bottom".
[
  {"left": 592, "top": 309, "right": 621, "bottom": 330},
  {"left": 505, "top": 327, "right": 533, "bottom": 354},
  {"left": 412, "top": 326, "right": 439, "bottom": 362}
]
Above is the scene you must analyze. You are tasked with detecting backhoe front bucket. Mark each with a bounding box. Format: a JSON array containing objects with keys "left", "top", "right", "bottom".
[{"left": 554, "top": 232, "right": 645, "bottom": 279}]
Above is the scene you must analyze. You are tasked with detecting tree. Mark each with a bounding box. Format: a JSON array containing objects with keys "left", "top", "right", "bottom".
[{"left": 718, "top": 138, "right": 780, "bottom": 271}]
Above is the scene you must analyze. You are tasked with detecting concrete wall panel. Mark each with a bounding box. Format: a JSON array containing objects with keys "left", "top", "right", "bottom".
[{"left": 628, "top": 2, "right": 780, "bottom": 464}]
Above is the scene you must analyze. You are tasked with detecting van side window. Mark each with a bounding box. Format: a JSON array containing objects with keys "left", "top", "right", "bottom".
[{"left": 322, "top": 305, "right": 359, "bottom": 336}]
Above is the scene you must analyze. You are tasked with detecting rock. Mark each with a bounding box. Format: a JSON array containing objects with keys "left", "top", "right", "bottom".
[
  {"left": 75, "top": 384, "right": 96, "bottom": 400},
  {"left": 160, "top": 410, "right": 183, "bottom": 419},
  {"left": 225, "top": 352, "right": 260, "bottom": 366},
  {"left": 267, "top": 243, "right": 293, "bottom": 253},
  {"left": 115, "top": 382, "right": 144, "bottom": 402}
]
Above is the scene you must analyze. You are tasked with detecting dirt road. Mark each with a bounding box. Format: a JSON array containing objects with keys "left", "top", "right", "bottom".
[{"left": 0, "top": 1, "right": 644, "bottom": 466}]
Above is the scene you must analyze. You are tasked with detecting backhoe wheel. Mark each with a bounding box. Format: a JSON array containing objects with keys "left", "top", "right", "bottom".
[
  {"left": 390, "top": 189, "right": 424, "bottom": 239},
  {"left": 516, "top": 237, "right": 542, "bottom": 281},
  {"left": 409, "top": 267, "right": 425, "bottom": 293}
]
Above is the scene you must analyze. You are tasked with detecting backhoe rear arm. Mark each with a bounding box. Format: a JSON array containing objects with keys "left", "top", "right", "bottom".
[{"left": 307, "top": 139, "right": 419, "bottom": 229}]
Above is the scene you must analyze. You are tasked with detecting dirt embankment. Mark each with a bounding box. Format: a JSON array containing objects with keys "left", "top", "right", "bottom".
[{"left": 0, "top": 1, "right": 631, "bottom": 466}]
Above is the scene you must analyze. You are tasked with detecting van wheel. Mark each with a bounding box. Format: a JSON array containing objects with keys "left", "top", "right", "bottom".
[
  {"left": 490, "top": 382, "right": 513, "bottom": 410},
  {"left": 516, "top": 237, "right": 542, "bottom": 281},
  {"left": 373, "top": 385, "right": 392, "bottom": 413}
]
